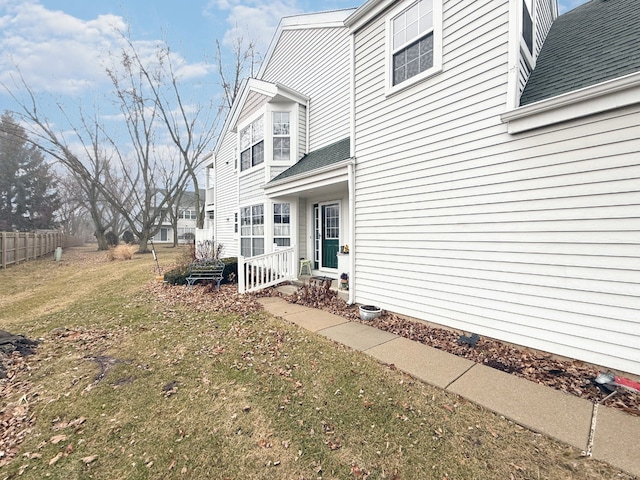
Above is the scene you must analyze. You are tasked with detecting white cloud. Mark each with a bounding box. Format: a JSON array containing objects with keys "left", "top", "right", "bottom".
[
  {"left": 0, "top": 0, "right": 213, "bottom": 97},
  {"left": 206, "top": 0, "right": 302, "bottom": 53},
  {"left": 0, "top": 1, "right": 126, "bottom": 94}
]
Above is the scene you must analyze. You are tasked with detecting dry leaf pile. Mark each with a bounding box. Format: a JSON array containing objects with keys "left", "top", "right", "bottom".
[
  {"left": 0, "top": 352, "right": 37, "bottom": 467},
  {"left": 146, "top": 282, "right": 264, "bottom": 318}
]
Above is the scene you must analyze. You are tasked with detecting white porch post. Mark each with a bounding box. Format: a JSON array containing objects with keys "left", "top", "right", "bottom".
[{"left": 238, "top": 255, "right": 246, "bottom": 293}]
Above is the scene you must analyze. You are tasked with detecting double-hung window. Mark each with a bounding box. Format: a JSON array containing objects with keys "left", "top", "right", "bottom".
[
  {"left": 240, "top": 204, "right": 264, "bottom": 257},
  {"left": 273, "top": 203, "right": 291, "bottom": 247},
  {"left": 272, "top": 112, "right": 290, "bottom": 161},
  {"left": 389, "top": 0, "right": 441, "bottom": 89},
  {"left": 240, "top": 116, "right": 264, "bottom": 171}
]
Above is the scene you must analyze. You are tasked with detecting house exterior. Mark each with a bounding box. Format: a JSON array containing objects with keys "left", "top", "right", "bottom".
[
  {"left": 207, "top": 0, "right": 640, "bottom": 376},
  {"left": 207, "top": 9, "right": 355, "bottom": 269},
  {"left": 345, "top": 0, "right": 640, "bottom": 376},
  {"left": 152, "top": 190, "right": 205, "bottom": 243}
]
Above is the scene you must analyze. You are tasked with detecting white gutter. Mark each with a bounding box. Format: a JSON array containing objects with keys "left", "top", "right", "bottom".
[{"left": 501, "top": 71, "right": 640, "bottom": 133}]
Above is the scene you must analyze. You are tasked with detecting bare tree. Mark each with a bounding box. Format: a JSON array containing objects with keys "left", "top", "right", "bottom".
[
  {"left": 215, "top": 35, "right": 260, "bottom": 110},
  {"left": 2, "top": 31, "right": 257, "bottom": 250},
  {"left": 114, "top": 35, "right": 222, "bottom": 230}
]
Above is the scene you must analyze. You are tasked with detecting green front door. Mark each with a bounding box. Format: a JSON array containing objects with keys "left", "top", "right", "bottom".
[{"left": 321, "top": 204, "right": 339, "bottom": 269}]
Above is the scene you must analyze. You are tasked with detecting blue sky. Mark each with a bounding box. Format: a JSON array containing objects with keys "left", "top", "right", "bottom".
[{"left": 0, "top": 0, "right": 588, "bottom": 144}]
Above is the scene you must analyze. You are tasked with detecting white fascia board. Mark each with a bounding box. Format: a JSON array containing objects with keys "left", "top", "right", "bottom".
[
  {"left": 346, "top": 0, "right": 393, "bottom": 32},
  {"left": 502, "top": 71, "right": 640, "bottom": 133},
  {"left": 213, "top": 78, "right": 248, "bottom": 156},
  {"left": 264, "top": 159, "right": 353, "bottom": 197}
]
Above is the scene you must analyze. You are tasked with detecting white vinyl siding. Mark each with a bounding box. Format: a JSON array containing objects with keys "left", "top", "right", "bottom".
[
  {"left": 352, "top": 0, "right": 640, "bottom": 374},
  {"left": 238, "top": 91, "right": 269, "bottom": 126},
  {"left": 298, "top": 104, "right": 307, "bottom": 158},
  {"left": 239, "top": 168, "right": 265, "bottom": 206},
  {"left": 213, "top": 129, "right": 239, "bottom": 256},
  {"left": 261, "top": 27, "right": 351, "bottom": 152}
]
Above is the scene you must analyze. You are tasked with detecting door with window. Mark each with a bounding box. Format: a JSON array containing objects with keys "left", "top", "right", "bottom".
[{"left": 314, "top": 202, "right": 339, "bottom": 269}]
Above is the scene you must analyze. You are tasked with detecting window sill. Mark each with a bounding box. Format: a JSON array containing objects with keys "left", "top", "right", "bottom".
[
  {"left": 238, "top": 164, "right": 265, "bottom": 177},
  {"left": 385, "top": 65, "right": 443, "bottom": 98}
]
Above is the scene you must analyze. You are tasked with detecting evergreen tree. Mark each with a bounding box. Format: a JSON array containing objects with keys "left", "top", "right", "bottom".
[{"left": 0, "top": 111, "right": 60, "bottom": 231}]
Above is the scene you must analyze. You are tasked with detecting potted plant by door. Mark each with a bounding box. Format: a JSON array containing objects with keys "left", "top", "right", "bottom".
[{"left": 359, "top": 305, "right": 381, "bottom": 321}]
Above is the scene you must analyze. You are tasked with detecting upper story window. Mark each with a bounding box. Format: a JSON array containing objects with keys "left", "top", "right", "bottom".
[
  {"left": 240, "top": 115, "right": 264, "bottom": 172},
  {"left": 179, "top": 209, "right": 197, "bottom": 220},
  {"left": 522, "top": 0, "right": 533, "bottom": 54},
  {"left": 272, "top": 112, "right": 290, "bottom": 161},
  {"left": 392, "top": 0, "right": 434, "bottom": 86},
  {"left": 387, "top": 0, "right": 442, "bottom": 93}
]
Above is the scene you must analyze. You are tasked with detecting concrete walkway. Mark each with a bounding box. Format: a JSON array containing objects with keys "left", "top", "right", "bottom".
[{"left": 257, "top": 296, "right": 640, "bottom": 477}]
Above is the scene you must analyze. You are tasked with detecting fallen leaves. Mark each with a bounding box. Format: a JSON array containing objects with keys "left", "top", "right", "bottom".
[
  {"left": 276, "top": 284, "right": 640, "bottom": 416},
  {"left": 0, "top": 352, "right": 37, "bottom": 467},
  {"left": 82, "top": 454, "right": 98, "bottom": 465}
]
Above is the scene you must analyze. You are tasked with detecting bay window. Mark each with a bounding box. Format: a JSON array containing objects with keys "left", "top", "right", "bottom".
[
  {"left": 272, "top": 112, "right": 290, "bottom": 161},
  {"left": 240, "top": 116, "right": 264, "bottom": 171}
]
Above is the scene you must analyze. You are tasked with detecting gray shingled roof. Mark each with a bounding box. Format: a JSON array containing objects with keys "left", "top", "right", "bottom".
[
  {"left": 520, "top": 0, "right": 640, "bottom": 106},
  {"left": 270, "top": 137, "right": 351, "bottom": 183}
]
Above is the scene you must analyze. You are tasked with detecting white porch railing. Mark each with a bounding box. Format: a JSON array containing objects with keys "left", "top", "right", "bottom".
[{"left": 238, "top": 246, "right": 296, "bottom": 293}]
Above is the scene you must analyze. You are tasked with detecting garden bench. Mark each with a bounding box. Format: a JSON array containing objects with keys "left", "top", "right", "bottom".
[{"left": 186, "top": 261, "right": 225, "bottom": 290}]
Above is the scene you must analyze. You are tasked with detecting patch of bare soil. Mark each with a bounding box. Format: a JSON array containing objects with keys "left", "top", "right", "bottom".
[{"left": 259, "top": 283, "right": 640, "bottom": 417}]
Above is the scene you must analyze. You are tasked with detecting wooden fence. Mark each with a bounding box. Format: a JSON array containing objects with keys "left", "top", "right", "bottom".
[{"left": 0, "top": 231, "right": 84, "bottom": 269}]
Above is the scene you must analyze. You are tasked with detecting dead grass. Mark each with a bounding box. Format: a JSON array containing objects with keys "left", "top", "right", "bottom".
[
  {"left": 105, "top": 244, "right": 137, "bottom": 261},
  {"left": 0, "top": 245, "right": 635, "bottom": 479}
]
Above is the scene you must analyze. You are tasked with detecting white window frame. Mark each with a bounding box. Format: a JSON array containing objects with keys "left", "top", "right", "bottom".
[
  {"left": 273, "top": 202, "right": 291, "bottom": 247},
  {"left": 239, "top": 115, "right": 264, "bottom": 172},
  {"left": 520, "top": 0, "right": 535, "bottom": 70},
  {"left": 272, "top": 111, "right": 291, "bottom": 162},
  {"left": 385, "top": 0, "right": 443, "bottom": 96},
  {"left": 240, "top": 204, "right": 264, "bottom": 257}
]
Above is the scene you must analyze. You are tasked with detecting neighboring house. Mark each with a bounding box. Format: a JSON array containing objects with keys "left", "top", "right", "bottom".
[
  {"left": 207, "top": 0, "right": 640, "bottom": 375},
  {"left": 152, "top": 190, "right": 204, "bottom": 243}
]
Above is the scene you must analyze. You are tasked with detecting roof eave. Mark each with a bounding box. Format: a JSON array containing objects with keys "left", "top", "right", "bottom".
[
  {"left": 265, "top": 157, "right": 354, "bottom": 192},
  {"left": 502, "top": 71, "right": 640, "bottom": 133}
]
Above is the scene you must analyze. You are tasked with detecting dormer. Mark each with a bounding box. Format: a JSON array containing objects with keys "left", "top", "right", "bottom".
[
  {"left": 507, "top": 0, "right": 558, "bottom": 109},
  {"left": 230, "top": 79, "right": 309, "bottom": 182}
]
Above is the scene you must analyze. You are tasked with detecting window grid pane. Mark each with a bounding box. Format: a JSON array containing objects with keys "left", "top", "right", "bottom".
[{"left": 274, "top": 202, "right": 291, "bottom": 244}]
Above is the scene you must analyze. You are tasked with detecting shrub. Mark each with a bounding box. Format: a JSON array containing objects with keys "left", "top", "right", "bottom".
[
  {"left": 163, "top": 256, "right": 238, "bottom": 286},
  {"left": 122, "top": 231, "right": 135, "bottom": 244},
  {"left": 221, "top": 257, "right": 237, "bottom": 284},
  {"left": 105, "top": 231, "right": 119, "bottom": 246},
  {"left": 106, "top": 245, "right": 136, "bottom": 261},
  {"left": 163, "top": 266, "right": 189, "bottom": 285}
]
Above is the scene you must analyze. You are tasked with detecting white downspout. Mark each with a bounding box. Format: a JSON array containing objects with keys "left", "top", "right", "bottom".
[
  {"left": 305, "top": 99, "right": 310, "bottom": 154},
  {"left": 347, "top": 31, "right": 356, "bottom": 306},
  {"left": 347, "top": 162, "right": 355, "bottom": 305}
]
